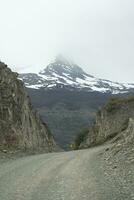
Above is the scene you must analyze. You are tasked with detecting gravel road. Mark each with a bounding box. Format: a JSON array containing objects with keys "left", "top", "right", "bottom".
[{"left": 0, "top": 146, "right": 133, "bottom": 200}]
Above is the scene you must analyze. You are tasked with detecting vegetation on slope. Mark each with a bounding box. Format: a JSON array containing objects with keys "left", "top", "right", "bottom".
[
  {"left": 105, "top": 96, "right": 134, "bottom": 113},
  {"left": 74, "top": 128, "right": 89, "bottom": 149}
]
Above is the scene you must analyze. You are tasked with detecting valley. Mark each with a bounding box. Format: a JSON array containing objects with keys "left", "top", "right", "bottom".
[{"left": 27, "top": 88, "right": 111, "bottom": 148}]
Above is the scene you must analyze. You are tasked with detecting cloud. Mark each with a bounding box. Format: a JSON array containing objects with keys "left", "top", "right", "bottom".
[{"left": 0, "top": 0, "right": 134, "bottom": 82}]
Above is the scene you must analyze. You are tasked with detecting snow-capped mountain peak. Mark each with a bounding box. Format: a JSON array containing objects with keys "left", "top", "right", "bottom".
[
  {"left": 19, "top": 58, "right": 134, "bottom": 94},
  {"left": 39, "top": 57, "right": 92, "bottom": 79}
]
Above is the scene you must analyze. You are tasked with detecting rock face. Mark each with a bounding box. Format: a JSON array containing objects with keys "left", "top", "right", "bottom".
[
  {"left": 0, "top": 62, "right": 57, "bottom": 152},
  {"left": 79, "top": 97, "right": 134, "bottom": 148}
]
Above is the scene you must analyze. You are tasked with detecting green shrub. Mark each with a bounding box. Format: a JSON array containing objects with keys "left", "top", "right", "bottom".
[
  {"left": 47, "top": 127, "right": 52, "bottom": 138},
  {"left": 75, "top": 128, "right": 89, "bottom": 149},
  {"left": 105, "top": 98, "right": 121, "bottom": 112}
]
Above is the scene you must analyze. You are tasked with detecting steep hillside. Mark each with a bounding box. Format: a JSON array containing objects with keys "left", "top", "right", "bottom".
[
  {"left": 0, "top": 62, "right": 57, "bottom": 152},
  {"left": 78, "top": 97, "right": 134, "bottom": 149}
]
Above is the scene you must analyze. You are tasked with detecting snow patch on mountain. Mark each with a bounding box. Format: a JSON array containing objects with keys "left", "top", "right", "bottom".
[{"left": 19, "top": 57, "right": 134, "bottom": 94}]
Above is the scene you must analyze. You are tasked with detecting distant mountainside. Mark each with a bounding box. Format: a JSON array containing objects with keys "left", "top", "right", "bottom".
[
  {"left": 19, "top": 56, "right": 134, "bottom": 94},
  {"left": 0, "top": 62, "right": 58, "bottom": 153},
  {"left": 19, "top": 56, "right": 134, "bottom": 149}
]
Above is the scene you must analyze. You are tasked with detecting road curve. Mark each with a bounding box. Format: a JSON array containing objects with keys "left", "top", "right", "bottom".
[{"left": 0, "top": 146, "right": 132, "bottom": 200}]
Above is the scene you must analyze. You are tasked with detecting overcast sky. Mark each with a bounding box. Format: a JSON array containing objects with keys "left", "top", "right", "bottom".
[{"left": 0, "top": 0, "right": 134, "bottom": 83}]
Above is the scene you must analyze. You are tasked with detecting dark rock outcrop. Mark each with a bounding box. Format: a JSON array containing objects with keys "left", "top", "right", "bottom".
[{"left": 0, "top": 62, "right": 57, "bottom": 152}]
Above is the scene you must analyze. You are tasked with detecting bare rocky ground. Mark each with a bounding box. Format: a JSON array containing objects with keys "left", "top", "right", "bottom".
[
  {"left": 101, "top": 142, "right": 134, "bottom": 200},
  {"left": 99, "top": 118, "right": 134, "bottom": 199}
]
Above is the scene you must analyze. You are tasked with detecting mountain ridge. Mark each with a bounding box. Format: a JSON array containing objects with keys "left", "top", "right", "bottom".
[{"left": 19, "top": 58, "right": 134, "bottom": 94}]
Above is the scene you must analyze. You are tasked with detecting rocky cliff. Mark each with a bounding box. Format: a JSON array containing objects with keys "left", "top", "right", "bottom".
[
  {"left": 78, "top": 97, "right": 134, "bottom": 149},
  {"left": 0, "top": 62, "right": 57, "bottom": 152}
]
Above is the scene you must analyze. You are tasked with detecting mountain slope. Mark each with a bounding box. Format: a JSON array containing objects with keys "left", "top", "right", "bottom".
[
  {"left": 19, "top": 56, "right": 134, "bottom": 94},
  {"left": 0, "top": 62, "right": 58, "bottom": 152}
]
